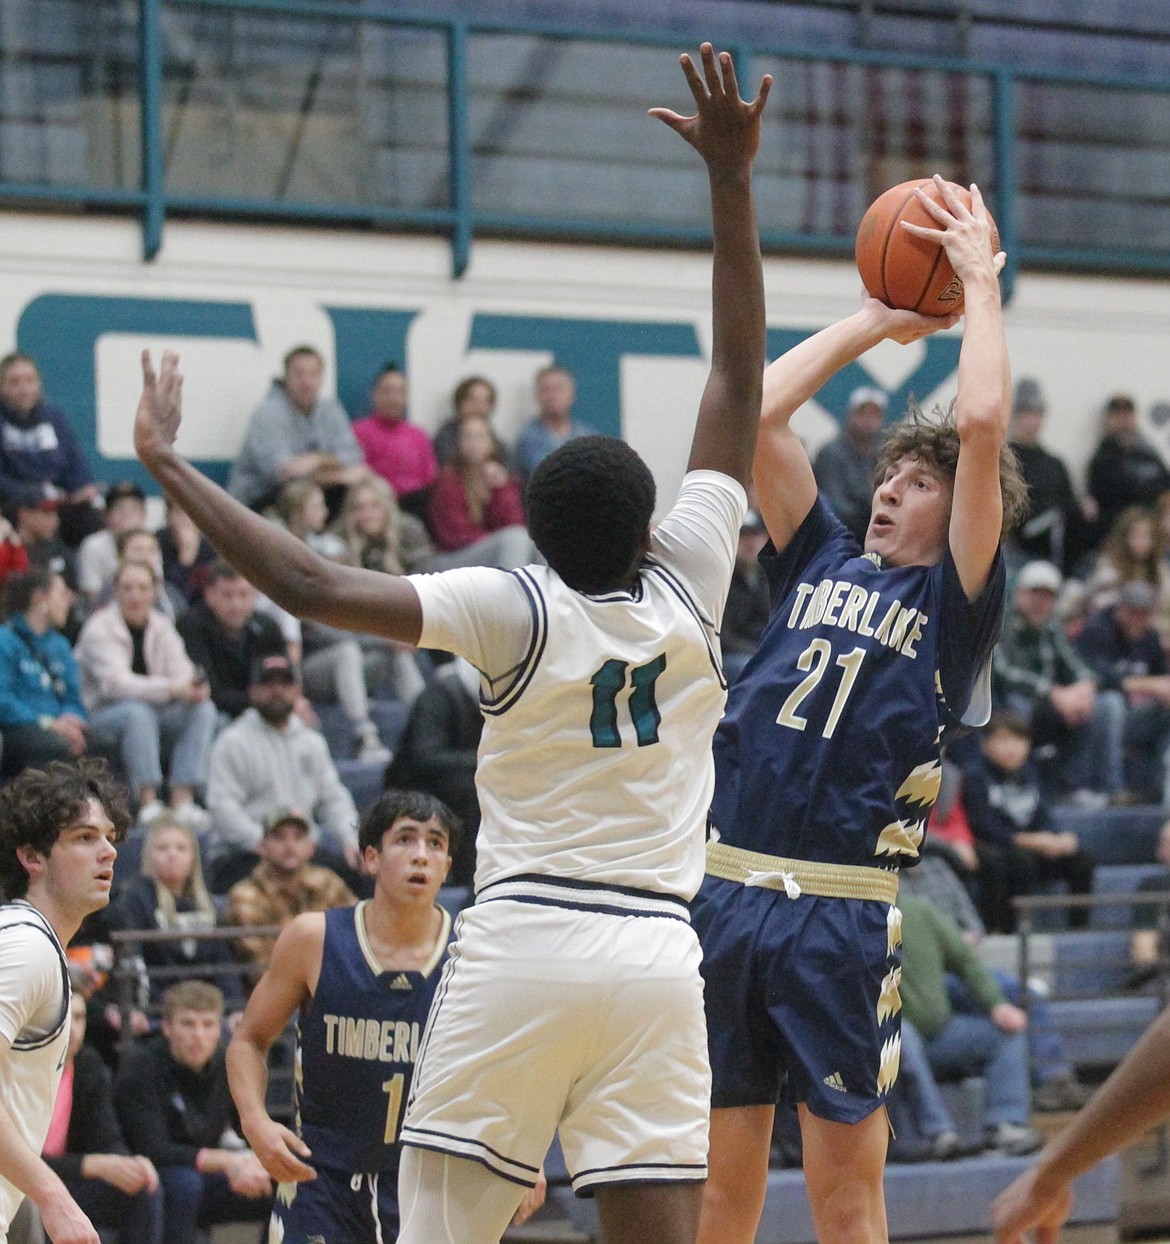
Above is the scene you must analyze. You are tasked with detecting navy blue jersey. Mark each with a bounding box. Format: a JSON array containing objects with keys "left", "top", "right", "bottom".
[
  {"left": 710, "top": 496, "right": 1005, "bottom": 868},
  {"left": 296, "top": 902, "right": 453, "bottom": 1175}
]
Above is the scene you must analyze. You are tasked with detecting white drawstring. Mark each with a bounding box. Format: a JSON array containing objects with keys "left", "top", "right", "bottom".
[{"left": 743, "top": 869, "right": 802, "bottom": 899}]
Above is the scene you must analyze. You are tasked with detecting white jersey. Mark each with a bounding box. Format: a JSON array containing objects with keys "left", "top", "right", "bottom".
[
  {"left": 0, "top": 901, "right": 70, "bottom": 1238},
  {"left": 409, "top": 470, "right": 746, "bottom": 900}
]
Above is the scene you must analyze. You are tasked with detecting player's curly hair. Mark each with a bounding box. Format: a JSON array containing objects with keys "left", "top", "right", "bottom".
[
  {"left": 0, "top": 759, "right": 131, "bottom": 901},
  {"left": 526, "top": 436, "right": 656, "bottom": 593},
  {"left": 873, "top": 402, "right": 1028, "bottom": 540},
  {"left": 359, "top": 789, "right": 460, "bottom": 858}
]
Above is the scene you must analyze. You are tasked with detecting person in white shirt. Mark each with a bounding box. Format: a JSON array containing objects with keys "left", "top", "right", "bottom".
[
  {"left": 0, "top": 760, "right": 129, "bottom": 1244},
  {"left": 132, "top": 43, "right": 769, "bottom": 1244}
]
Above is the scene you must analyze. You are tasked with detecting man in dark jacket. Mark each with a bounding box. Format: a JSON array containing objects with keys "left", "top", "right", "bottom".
[
  {"left": 177, "top": 560, "right": 287, "bottom": 722},
  {"left": 1088, "top": 393, "right": 1170, "bottom": 543},
  {"left": 42, "top": 990, "right": 163, "bottom": 1243},
  {"left": 0, "top": 353, "right": 102, "bottom": 546},
  {"left": 114, "top": 981, "right": 272, "bottom": 1244}
]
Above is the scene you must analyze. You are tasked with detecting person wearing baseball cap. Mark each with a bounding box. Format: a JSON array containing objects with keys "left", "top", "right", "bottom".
[
  {"left": 812, "top": 384, "right": 888, "bottom": 543},
  {"left": 994, "top": 560, "right": 1125, "bottom": 803},
  {"left": 223, "top": 805, "right": 355, "bottom": 970}
]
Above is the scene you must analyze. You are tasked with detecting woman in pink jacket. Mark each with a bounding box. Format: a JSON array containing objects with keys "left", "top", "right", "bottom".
[{"left": 76, "top": 559, "right": 217, "bottom": 827}]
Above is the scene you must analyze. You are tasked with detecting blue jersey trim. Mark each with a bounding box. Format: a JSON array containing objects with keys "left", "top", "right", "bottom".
[{"left": 481, "top": 568, "right": 548, "bottom": 717}]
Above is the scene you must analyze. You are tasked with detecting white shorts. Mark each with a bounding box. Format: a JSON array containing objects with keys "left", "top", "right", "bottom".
[{"left": 400, "top": 878, "right": 711, "bottom": 1195}]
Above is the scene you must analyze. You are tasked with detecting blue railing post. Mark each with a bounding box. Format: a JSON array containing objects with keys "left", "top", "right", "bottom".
[
  {"left": 139, "top": 0, "right": 165, "bottom": 261},
  {"left": 992, "top": 69, "right": 1017, "bottom": 305},
  {"left": 447, "top": 21, "right": 472, "bottom": 280}
]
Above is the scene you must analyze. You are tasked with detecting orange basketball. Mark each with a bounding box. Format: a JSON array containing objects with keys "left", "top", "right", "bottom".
[{"left": 854, "top": 178, "right": 999, "bottom": 316}]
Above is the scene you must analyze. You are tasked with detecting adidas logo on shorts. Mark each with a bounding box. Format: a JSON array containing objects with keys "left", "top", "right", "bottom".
[
  {"left": 822, "top": 1071, "right": 848, "bottom": 1093},
  {"left": 390, "top": 974, "right": 412, "bottom": 990}
]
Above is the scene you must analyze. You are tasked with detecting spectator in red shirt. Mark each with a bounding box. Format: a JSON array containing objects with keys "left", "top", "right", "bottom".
[
  {"left": 351, "top": 365, "right": 437, "bottom": 522},
  {"left": 425, "top": 415, "right": 536, "bottom": 571}
]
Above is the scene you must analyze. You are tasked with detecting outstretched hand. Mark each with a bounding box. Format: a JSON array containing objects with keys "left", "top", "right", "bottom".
[
  {"left": 902, "top": 174, "right": 1004, "bottom": 286},
  {"left": 991, "top": 1164, "right": 1074, "bottom": 1244},
  {"left": 134, "top": 349, "right": 184, "bottom": 465},
  {"left": 650, "top": 43, "right": 772, "bottom": 174}
]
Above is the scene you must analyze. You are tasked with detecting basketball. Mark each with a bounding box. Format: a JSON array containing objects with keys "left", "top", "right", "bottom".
[{"left": 854, "top": 179, "right": 1000, "bottom": 317}]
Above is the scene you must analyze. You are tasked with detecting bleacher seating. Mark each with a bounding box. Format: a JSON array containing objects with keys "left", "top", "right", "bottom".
[
  {"left": 313, "top": 698, "right": 409, "bottom": 762},
  {"left": 1052, "top": 805, "right": 1164, "bottom": 865}
]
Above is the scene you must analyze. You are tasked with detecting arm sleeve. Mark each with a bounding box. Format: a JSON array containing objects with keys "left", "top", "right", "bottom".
[
  {"left": 407, "top": 566, "right": 536, "bottom": 681},
  {"left": 935, "top": 906, "right": 1007, "bottom": 1012},
  {"left": 759, "top": 494, "right": 856, "bottom": 614},
  {"left": 0, "top": 636, "right": 38, "bottom": 726},
  {"left": 207, "top": 742, "right": 265, "bottom": 852},
  {"left": 936, "top": 546, "right": 1007, "bottom": 729},
  {"left": 648, "top": 471, "right": 747, "bottom": 626},
  {"left": 323, "top": 404, "right": 363, "bottom": 467}
]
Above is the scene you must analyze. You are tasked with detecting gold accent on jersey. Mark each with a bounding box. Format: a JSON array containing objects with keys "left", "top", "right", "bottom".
[
  {"left": 705, "top": 841, "right": 899, "bottom": 904},
  {"left": 895, "top": 761, "right": 942, "bottom": 808},
  {"left": 876, "top": 966, "right": 902, "bottom": 1024},
  {"left": 874, "top": 818, "right": 925, "bottom": 858},
  {"left": 877, "top": 1031, "right": 902, "bottom": 1096}
]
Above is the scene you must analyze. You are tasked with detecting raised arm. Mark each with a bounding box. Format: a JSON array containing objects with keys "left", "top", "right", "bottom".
[
  {"left": 753, "top": 300, "right": 958, "bottom": 551},
  {"left": 650, "top": 44, "right": 771, "bottom": 488},
  {"left": 134, "top": 351, "right": 423, "bottom": 644},
  {"left": 904, "top": 177, "right": 1009, "bottom": 599}
]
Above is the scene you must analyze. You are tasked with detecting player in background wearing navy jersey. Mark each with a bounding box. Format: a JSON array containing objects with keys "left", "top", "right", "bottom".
[
  {"left": 227, "top": 789, "right": 542, "bottom": 1242},
  {"left": 694, "top": 177, "right": 1029, "bottom": 1244},
  {"left": 0, "top": 760, "right": 130, "bottom": 1244},
  {"left": 133, "top": 43, "right": 769, "bottom": 1244}
]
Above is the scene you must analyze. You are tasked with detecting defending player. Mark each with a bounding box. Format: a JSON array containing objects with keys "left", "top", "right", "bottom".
[
  {"left": 134, "top": 43, "right": 769, "bottom": 1244},
  {"left": 226, "top": 790, "right": 542, "bottom": 1241},
  {"left": 0, "top": 760, "right": 130, "bottom": 1244},
  {"left": 693, "top": 176, "right": 1028, "bottom": 1244}
]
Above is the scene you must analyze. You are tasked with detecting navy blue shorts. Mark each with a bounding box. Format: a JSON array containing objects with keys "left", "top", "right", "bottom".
[
  {"left": 269, "top": 1164, "right": 399, "bottom": 1243},
  {"left": 693, "top": 875, "right": 901, "bottom": 1124}
]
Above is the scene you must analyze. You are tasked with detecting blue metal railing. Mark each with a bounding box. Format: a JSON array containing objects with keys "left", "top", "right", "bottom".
[{"left": 3, "top": 0, "right": 1170, "bottom": 293}]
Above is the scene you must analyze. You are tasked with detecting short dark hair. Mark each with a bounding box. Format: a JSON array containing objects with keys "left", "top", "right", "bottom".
[
  {"left": 526, "top": 436, "right": 655, "bottom": 593},
  {"left": 0, "top": 760, "right": 131, "bottom": 901},
  {"left": 873, "top": 403, "right": 1028, "bottom": 541},
  {"left": 359, "top": 789, "right": 459, "bottom": 857},
  {"left": 984, "top": 709, "right": 1032, "bottom": 742},
  {"left": 283, "top": 345, "right": 323, "bottom": 372},
  {"left": 1, "top": 566, "right": 56, "bottom": 619},
  {"left": 453, "top": 374, "right": 497, "bottom": 411},
  {"left": 375, "top": 362, "right": 402, "bottom": 381},
  {"left": 0, "top": 352, "right": 37, "bottom": 386},
  {"left": 204, "top": 559, "right": 244, "bottom": 588}
]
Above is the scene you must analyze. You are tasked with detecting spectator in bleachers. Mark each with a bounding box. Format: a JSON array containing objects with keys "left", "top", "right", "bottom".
[
  {"left": 107, "top": 815, "right": 244, "bottom": 1015},
  {"left": 75, "top": 559, "right": 217, "bottom": 827},
  {"left": 206, "top": 654, "right": 360, "bottom": 886},
  {"left": 1081, "top": 506, "right": 1170, "bottom": 634},
  {"left": 426, "top": 414, "right": 536, "bottom": 571},
  {"left": 157, "top": 498, "right": 216, "bottom": 605},
  {"left": 13, "top": 496, "right": 76, "bottom": 592},
  {"left": 1087, "top": 393, "right": 1170, "bottom": 543},
  {"left": 993, "top": 559, "right": 1125, "bottom": 802},
  {"left": 812, "top": 384, "right": 886, "bottom": 544},
  {"left": 223, "top": 807, "right": 354, "bottom": 971},
  {"left": 961, "top": 711, "right": 1096, "bottom": 932},
  {"left": 898, "top": 894, "right": 1044, "bottom": 1156},
  {"left": 351, "top": 364, "right": 438, "bottom": 522},
  {"left": 721, "top": 507, "right": 771, "bottom": 684},
  {"left": 88, "top": 528, "right": 187, "bottom": 621},
  {"left": 42, "top": 989, "right": 164, "bottom": 1244},
  {"left": 274, "top": 478, "right": 400, "bottom": 751},
  {"left": 1007, "top": 377, "right": 1092, "bottom": 575},
  {"left": 0, "top": 351, "right": 103, "bottom": 547},
  {"left": 1076, "top": 580, "right": 1170, "bottom": 804},
  {"left": 885, "top": 1018, "right": 968, "bottom": 1161},
  {"left": 227, "top": 345, "right": 365, "bottom": 513},
  {"left": 0, "top": 567, "right": 89, "bottom": 778},
  {"left": 76, "top": 481, "right": 148, "bottom": 603},
  {"left": 433, "top": 374, "right": 509, "bottom": 468},
  {"left": 114, "top": 981, "right": 273, "bottom": 1244},
  {"left": 385, "top": 658, "right": 482, "bottom": 886},
  {"left": 336, "top": 471, "right": 434, "bottom": 575},
  {"left": 512, "top": 364, "right": 597, "bottom": 484},
  {"left": 177, "top": 560, "right": 287, "bottom": 724}
]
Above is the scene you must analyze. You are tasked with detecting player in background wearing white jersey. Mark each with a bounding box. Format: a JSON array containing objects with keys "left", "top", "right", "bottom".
[
  {"left": 133, "top": 43, "right": 769, "bottom": 1244},
  {"left": 0, "top": 760, "right": 130, "bottom": 1244}
]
